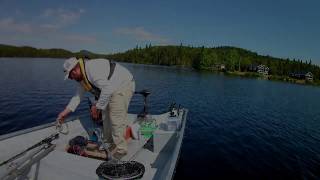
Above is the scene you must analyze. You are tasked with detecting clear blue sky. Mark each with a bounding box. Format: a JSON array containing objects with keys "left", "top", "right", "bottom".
[{"left": 0, "top": 0, "right": 319, "bottom": 63}]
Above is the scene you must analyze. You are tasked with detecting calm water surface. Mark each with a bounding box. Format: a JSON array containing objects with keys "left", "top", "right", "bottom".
[{"left": 0, "top": 58, "right": 320, "bottom": 179}]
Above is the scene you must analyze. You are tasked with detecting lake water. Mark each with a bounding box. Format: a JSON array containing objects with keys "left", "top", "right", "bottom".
[{"left": 0, "top": 58, "right": 320, "bottom": 179}]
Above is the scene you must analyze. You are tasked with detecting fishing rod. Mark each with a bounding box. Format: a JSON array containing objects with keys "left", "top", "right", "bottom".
[
  {"left": 0, "top": 133, "right": 59, "bottom": 167},
  {"left": 2, "top": 144, "right": 56, "bottom": 180}
]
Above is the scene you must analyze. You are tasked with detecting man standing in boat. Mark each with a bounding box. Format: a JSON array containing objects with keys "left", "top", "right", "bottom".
[{"left": 57, "top": 57, "right": 135, "bottom": 159}]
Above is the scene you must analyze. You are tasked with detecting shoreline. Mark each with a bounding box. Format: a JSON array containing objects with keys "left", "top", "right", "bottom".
[
  {"left": 224, "top": 71, "right": 320, "bottom": 87},
  {"left": 1, "top": 57, "right": 319, "bottom": 87}
]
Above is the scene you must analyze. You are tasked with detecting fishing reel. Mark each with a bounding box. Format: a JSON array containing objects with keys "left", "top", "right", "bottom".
[
  {"left": 55, "top": 119, "right": 69, "bottom": 135},
  {"left": 169, "top": 102, "right": 182, "bottom": 117}
]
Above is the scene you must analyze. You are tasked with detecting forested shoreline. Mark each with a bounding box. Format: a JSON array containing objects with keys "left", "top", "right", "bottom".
[{"left": 1, "top": 43, "right": 319, "bottom": 85}]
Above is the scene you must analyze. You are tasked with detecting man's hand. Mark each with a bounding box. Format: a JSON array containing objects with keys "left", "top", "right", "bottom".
[
  {"left": 90, "top": 105, "right": 102, "bottom": 121},
  {"left": 57, "top": 108, "right": 71, "bottom": 123}
]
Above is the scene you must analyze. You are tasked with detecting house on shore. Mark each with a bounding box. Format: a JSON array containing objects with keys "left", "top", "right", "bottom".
[
  {"left": 209, "top": 63, "right": 226, "bottom": 71},
  {"left": 289, "top": 72, "right": 313, "bottom": 81},
  {"left": 257, "top": 64, "right": 270, "bottom": 75},
  {"left": 247, "top": 64, "right": 270, "bottom": 75},
  {"left": 305, "top": 72, "right": 313, "bottom": 81},
  {"left": 219, "top": 64, "right": 226, "bottom": 71}
]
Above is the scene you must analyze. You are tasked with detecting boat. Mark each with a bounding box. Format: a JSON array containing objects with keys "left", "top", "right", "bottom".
[{"left": 0, "top": 90, "right": 188, "bottom": 180}]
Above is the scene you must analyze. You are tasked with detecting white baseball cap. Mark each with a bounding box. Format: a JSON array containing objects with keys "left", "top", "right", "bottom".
[{"left": 63, "top": 57, "right": 78, "bottom": 80}]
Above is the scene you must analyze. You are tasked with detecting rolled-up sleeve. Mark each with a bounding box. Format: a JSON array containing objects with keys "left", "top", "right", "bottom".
[{"left": 66, "top": 86, "right": 85, "bottom": 112}]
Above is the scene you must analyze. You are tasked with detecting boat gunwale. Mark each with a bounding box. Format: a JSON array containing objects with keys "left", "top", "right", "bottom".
[
  {"left": 0, "top": 116, "right": 82, "bottom": 141},
  {"left": 0, "top": 109, "right": 188, "bottom": 142},
  {"left": 165, "top": 109, "right": 188, "bottom": 180},
  {"left": 0, "top": 121, "right": 56, "bottom": 141}
]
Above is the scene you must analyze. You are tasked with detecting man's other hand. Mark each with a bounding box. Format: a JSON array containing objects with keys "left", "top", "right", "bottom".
[
  {"left": 57, "top": 108, "right": 71, "bottom": 123},
  {"left": 91, "top": 105, "right": 102, "bottom": 121}
]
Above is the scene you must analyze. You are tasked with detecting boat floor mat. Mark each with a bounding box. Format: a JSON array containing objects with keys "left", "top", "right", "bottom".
[{"left": 96, "top": 161, "right": 145, "bottom": 180}]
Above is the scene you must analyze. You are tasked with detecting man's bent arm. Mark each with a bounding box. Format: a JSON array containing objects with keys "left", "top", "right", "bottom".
[
  {"left": 95, "top": 79, "right": 113, "bottom": 110},
  {"left": 66, "top": 86, "right": 85, "bottom": 112}
]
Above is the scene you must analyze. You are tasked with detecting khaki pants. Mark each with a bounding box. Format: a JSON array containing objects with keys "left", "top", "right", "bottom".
[{"left": 102, "top": 80, "right": 135, "bottom": 154}]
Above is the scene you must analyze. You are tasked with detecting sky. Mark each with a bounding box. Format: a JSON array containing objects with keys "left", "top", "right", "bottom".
[{"left": 0, "top": 0, "right": 319, "bottom": 63}]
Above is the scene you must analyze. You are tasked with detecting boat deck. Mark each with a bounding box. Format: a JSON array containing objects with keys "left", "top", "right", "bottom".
[{"left": 0, "top": 109, "right": 188, "bottom": 180}]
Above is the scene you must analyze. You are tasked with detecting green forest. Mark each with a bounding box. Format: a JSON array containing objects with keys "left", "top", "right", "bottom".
[
  {"left": 1, "top": 43, "right": 320, "bottom": 82},
  {"left": 108, "top": 44, "right": 320, "bottom": 80}
]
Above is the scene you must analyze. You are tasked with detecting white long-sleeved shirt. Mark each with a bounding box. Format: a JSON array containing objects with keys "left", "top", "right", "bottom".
[{"left": 66, "top": 59, "right": 134, "bottom": 112}]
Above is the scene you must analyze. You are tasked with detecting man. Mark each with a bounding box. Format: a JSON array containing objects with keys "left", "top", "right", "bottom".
[{"left": 57, "top": 57, "right": 135, "bottom": 159}]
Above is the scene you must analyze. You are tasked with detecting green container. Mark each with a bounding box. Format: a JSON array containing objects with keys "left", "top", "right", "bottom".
[{"left": 139, "top": 120, "right": 157, "bottom": 138}]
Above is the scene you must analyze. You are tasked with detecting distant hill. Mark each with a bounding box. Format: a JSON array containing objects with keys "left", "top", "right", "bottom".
[{"left": 0, "top": 44, "right": 106, "bottom": 58}]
